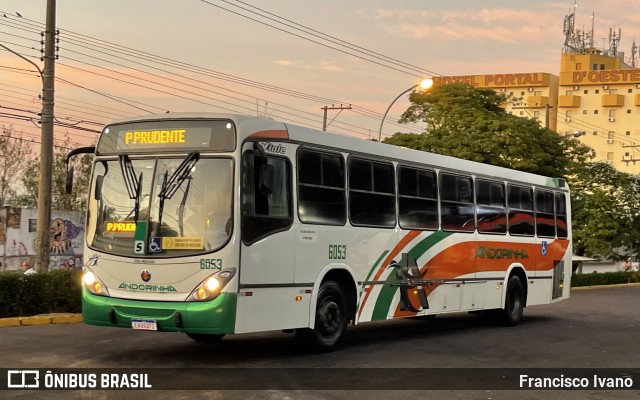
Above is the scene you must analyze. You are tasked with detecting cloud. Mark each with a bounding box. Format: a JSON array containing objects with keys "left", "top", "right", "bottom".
[
  {"left": 321, "top": 61, "right": 343, "bottom": 72},
  {"left": 274, "top": 59, "right": 298, "bottom": 66},
  {"left": 274, "top": 59, "right": 343, "bottom": 72},
  {"left": 374, "top": 7, "right": 562, "bottom": 44}
]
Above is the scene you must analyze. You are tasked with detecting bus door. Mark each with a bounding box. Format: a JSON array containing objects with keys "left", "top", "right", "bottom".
[{"left": 236, "top": 142, "right": 297, "bottom": 332}]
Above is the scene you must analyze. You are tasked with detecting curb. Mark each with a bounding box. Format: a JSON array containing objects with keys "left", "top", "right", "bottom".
[
  {"left": 0, "top": 313, "right": 82, "bottom": 328},
  {"left": 571, "top": 282, "right": 640, "bottom": 291}
]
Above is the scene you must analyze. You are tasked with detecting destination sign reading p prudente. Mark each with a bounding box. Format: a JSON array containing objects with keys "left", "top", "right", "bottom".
[
  {"left": 124, "top": 129, "right": 186, "bottom": 145},
  {"left": 96, "top": 119, "right": 236, "bottom": 154},
  {"left": 117, "top": 127, "right": 211, "bottom": 151}
]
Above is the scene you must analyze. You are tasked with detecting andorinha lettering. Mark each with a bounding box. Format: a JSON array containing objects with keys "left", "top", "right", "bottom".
[
  {"left": 124, "top": 129, "right": 186, "bottom": 145},
  {"left": 476, "top": 246, "right": 529, "bottom": 259},
  {"left": 119, "top": 282, "right": 177, "bottom": 292}
]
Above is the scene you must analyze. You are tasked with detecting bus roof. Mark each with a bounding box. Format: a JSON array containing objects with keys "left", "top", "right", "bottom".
[{"left": 106, "top": 112, "right": 566, "bottom": 189}]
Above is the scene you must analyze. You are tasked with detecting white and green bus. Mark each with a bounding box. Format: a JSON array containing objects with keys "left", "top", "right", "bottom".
[{"left": 67, "top": 113, "right": 571, "bottom": 351}]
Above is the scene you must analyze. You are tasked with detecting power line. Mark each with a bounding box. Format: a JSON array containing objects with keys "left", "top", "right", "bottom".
[
  {"left": 0, "top": 11, "right": 429, "bottom": 137},
  {"left": 198, "top": 0, "right": 439, "bottom": 78},
  {"left": 232, "top": 0, "right": 439, "bottom": 78}
]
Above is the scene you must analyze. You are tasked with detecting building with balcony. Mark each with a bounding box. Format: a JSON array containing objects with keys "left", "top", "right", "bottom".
[{"left": 432, "top": 50, "right": 640, "bottom": 175}]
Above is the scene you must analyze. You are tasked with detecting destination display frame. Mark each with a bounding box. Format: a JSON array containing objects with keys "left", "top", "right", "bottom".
[{"left": 96, "top": 119, "right": 236, "bottom": 154}]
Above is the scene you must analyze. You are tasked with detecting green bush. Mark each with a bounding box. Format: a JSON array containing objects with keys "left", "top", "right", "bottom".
[
  {"left": 571, "top": 271, "right": 640, "bottom": 287},
  {"left": 0, "top": 270, "right": 82, "bottom": 318}
]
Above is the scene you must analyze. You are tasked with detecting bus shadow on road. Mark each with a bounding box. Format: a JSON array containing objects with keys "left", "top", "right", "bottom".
[{"left": 129, "top": 313, "right": 559, "bottom": 366}]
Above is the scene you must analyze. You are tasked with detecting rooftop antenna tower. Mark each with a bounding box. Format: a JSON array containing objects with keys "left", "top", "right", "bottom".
[
  {"left": 629, "top": 41, "right": 638, "bottom": 68},
  {"left": 562, "top": 1, "right": 589, "bottom": 53},
  {"left": 607, "top": 27, "right": 622, "bottom": 57},
  {"left": 562, "top": 2, "right": 577, "bottom": 53},
  {"left": 589, "top": 12, "right": 595, "bottom": 47}
]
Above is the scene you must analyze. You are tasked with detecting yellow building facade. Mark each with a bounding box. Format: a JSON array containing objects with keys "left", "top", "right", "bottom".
[{"left": 433, "top": 51, "right": 640, "bottom": 175}]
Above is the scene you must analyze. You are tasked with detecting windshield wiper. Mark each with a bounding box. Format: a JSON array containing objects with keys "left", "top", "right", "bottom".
[
  {"left": 156, "top": 152, "right": 200, "bottom": 233},
  {"left": 119, "top": 155, "right": 143, "bottom": 222}
]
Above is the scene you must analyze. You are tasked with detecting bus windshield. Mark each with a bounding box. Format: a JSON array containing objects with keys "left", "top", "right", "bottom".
[{"left": 87, "top": 156, "right": 233, "bottom": 257}]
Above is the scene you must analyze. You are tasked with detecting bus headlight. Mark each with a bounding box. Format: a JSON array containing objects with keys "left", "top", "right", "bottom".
[
  {"left": 82, "top": 269, "right": 110, "bottom": 296},
  {"left": 188, "top": 268, "right": 236, "bottom": 302}
]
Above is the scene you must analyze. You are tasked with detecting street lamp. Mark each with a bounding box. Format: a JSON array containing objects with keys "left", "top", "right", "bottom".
[{"left": 378, "top": 78, "right": 433, "bottom": 142}]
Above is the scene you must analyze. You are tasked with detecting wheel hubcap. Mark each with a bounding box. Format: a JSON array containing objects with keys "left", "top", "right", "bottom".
[{"left": 319, "top": 299, "right": 342, "bottom": 336}]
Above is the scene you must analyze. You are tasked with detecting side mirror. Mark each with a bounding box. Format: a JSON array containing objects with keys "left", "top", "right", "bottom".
[
  {"left": 258, "top": 163, "right": 275, "bottom": 195},
  {"left": 94, "top": 175, "right": 104, "bottom": 201},
  {"left": 65, "top": 166, "right": 74, "bottom": 194}
]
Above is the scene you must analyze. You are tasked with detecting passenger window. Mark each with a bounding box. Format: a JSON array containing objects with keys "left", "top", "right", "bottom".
[
  {"left": 555, "top": 193, "right": 568, "bottom": 239},
  {"left": 536, "top": 190, "right": 556, "bottom": 238},
  {"left": 507, "top": 185, "right": 534, "bottom": 236},
  {"left": 398, "top": 166, "right": 438, "bottom": 230},
  {"left": 440, "top": 173, "right": 474, "bottom": 232},
  {"left": 297, "top": 149, "right": 346, "bottom": 225},
  {"left": 476, "top": 179, "right": 506, "bottom": 234},
  {"left": 348, "top": 158, "right": 396, "bottom": 227},
  {"left": 241, "top": 152, "right": 292, "bottom": 244}
]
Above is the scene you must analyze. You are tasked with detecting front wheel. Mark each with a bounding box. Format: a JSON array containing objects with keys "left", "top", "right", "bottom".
[
  {"left": 296, "top": 281, "right": 348, "bottom": 352},
  {"left": 186, "top": 333, "right": 225, "bottom": 343}
]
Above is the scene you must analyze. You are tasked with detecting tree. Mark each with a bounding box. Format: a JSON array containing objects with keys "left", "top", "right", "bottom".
[
  {"left": 13, "top": 134, "right": 93, "bottom": 211},
  {"left": 569, "top": 162, "right": 640, "bottom": 260},
  {"left": 384, "top": 82, "right": 640, "bottom": 260},
  {"left": 386, "top": 83, "right": 593, "bottom": 178},
  {"left": 0, "top": 125, "right": 35, "bottom": 206}
]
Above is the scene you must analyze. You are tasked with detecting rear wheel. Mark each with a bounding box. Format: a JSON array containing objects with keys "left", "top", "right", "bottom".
[
  {"left": 186, "top": 333, "right": 225, "bottom": 343},
  {"left": 296, "top": 281, "right": 347, "bottom": 352},
  {"left": 499, "top": 275, "right": 524, "bottom": 326}
]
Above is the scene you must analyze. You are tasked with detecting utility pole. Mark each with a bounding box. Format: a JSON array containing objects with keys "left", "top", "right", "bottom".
[
  {"left": 545, "top": 103, "right": 550, "bottom": 130},
  {"left": 35, "top": 0, "right": 56, "bottom": 272},
  {"left": 321, "top": 105, "right": 352, "bottom": 131},
  {"left": 512, "top": 103, "right": 553, "bottom": 129}
]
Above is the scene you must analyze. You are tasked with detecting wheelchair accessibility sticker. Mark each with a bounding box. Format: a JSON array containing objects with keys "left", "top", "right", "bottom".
[
  {"left": 541, "top": 241, "right": 548, "bottom": 256},
  {"left": 149, "top": 237, "right": 162, "bottom": 253}
]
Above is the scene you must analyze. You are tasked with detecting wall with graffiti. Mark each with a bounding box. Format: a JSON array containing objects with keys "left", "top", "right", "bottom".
[{"left": 0, "top": 207, "right": 85, "bottom": 272}]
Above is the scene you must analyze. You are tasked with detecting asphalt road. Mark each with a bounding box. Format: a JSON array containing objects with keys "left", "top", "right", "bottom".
[{"left": 1, "top": 285, "right": 639, "bottom": 399}]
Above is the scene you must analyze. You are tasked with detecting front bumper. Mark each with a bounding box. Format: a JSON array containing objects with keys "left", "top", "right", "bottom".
[{"left": 82, "top": 288, "right": 237, "bottom": 334}]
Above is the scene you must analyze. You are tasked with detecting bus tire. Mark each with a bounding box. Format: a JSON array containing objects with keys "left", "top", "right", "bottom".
[
  {"left": 186, "top": 333, "right": 225, "bottom": 343},
  {"left": 499, "top": 275, "right": 525, "bottom": 326},
  {"left": 296, "top": 281, "right": 347, "bottom": 352}
]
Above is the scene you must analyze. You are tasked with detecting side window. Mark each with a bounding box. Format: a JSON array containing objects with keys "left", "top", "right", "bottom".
[
  {"left": 507, "top": 185, "right": 534, "bottom": 236},
  {"left": 241, "top": 152, "right": 292, "bottom": 244},
  {"left": 476, "top": 179, "right": 506, "bottom": 234},
  {"left": 297, "top": 149, "right": 346, "bottom": 225},
  {"left": 555, "top": 192, "right": 568, "bottom": 239},
  {"left": 398, "top": 166, "right": 438, "bottom": 230},
  {"left": 348, "top": 158, "right": 396, "bottom": 227},
  {"left": 440, "top": 173, "right": 474, "bottom": 232},
  {"left": 536, "top": 189, "right": 556, "bottom": 238}
]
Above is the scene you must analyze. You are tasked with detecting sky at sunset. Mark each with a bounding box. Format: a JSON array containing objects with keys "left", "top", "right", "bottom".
[{"left": 1, "top": 0, "right": 640, "bottom": 147}]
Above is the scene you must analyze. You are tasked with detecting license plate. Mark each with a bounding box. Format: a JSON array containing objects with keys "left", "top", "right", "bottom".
[{"left": 131, "top": 319, "right": 157, "bottom": 331}]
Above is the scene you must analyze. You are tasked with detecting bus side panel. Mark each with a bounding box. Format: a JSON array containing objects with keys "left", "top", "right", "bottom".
[
  {"left": 234, "top": 287, "right": 311, "bottom": 334},
  {"left": 526, "top": 276, "right": 553, "bottom": 306},
  {"left": 294, "top": 224, "right": 398, "bottom": 324}
]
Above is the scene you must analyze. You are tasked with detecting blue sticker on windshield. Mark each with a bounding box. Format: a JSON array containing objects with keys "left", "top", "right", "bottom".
[{"left": 149, "top": 237, "right": 162, "bottom": 253}]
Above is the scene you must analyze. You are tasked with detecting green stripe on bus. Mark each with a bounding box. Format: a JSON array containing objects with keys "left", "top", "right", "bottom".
[
  {"left": 370, "top": 231, "right": 452, "bottom": 321},
  {"left": 364, "top": 250, "right": 390, "bottom": 284}
]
